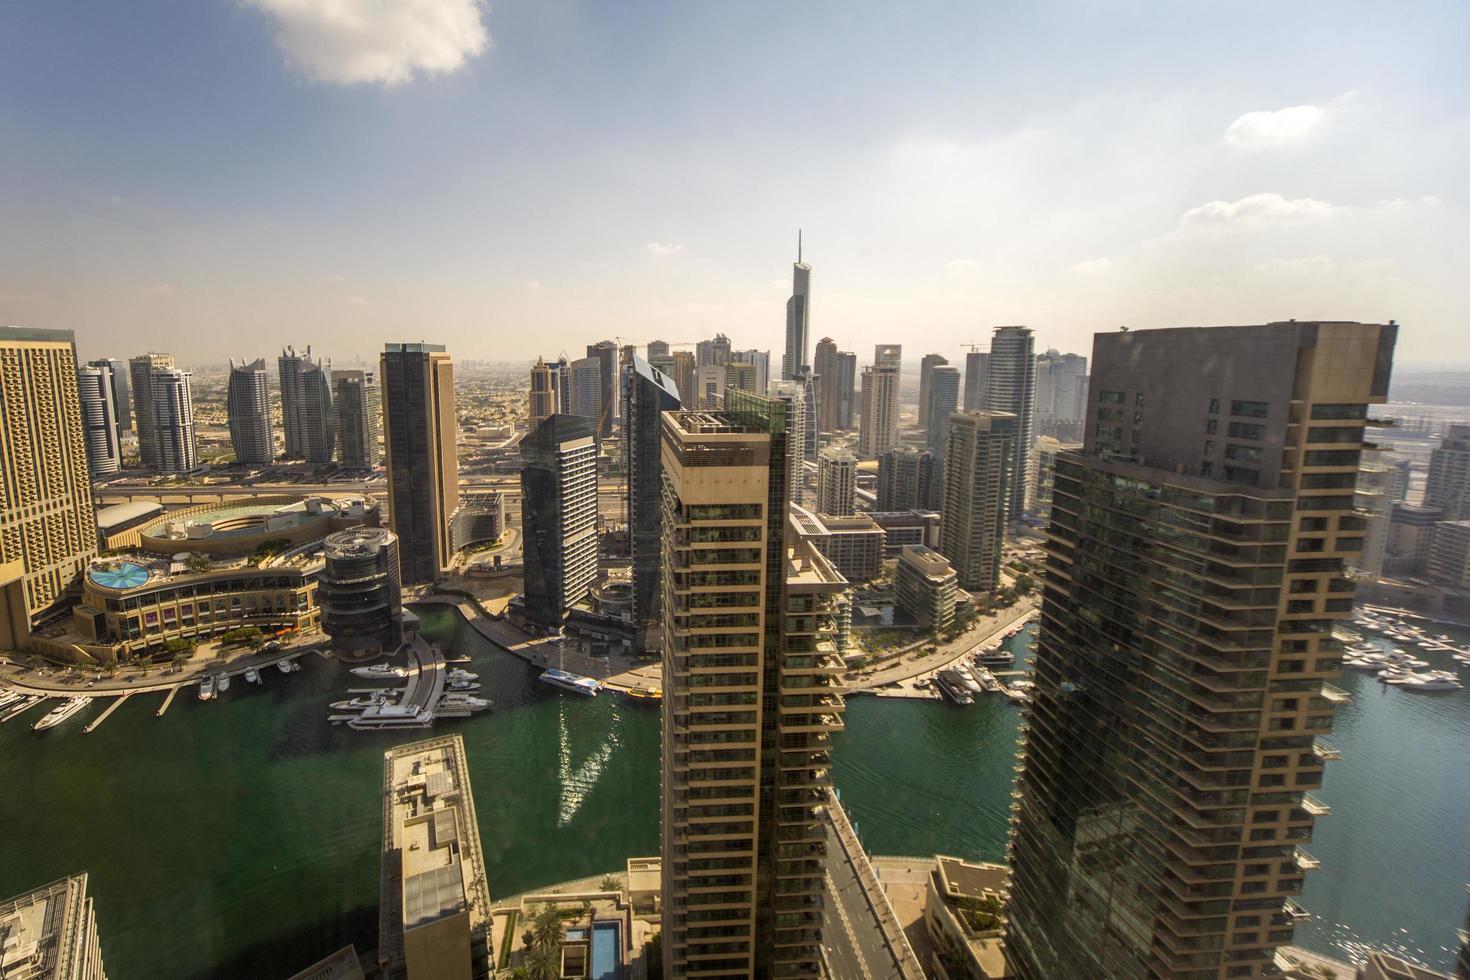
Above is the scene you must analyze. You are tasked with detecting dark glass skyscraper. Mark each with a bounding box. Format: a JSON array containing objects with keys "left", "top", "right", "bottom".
[
  {"left": 782, "top": 234, "right": 811, "bottom": 381},
  {"left": 380, "top": 343, "right": 457, "bottom": 585},
  {"left": 520, "top": 414, "right": 598, "bottom": 625},
  {"left": 1006, "top": 321, "right": 1397, "bottom": 980},
  {"left": 625, "top": 355, "right": 681, "bottom": 652}
]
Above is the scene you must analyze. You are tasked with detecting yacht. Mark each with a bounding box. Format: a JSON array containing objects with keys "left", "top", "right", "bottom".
[
  {"left": 539, "top": 668, "right": 601, "bottom": 696},
  {"left": 438, "top": 692, "right": 491, "bottom": 712},
  {"left": 277, "top": 659, "right": 295, "bottom": 674},
  {"left": 951, "top": 665, "right": 984, "bottom": 695},
  {"left": 977, "top": 648, "right": 1015, "bottom": 667},
  {"left": 1400, "top": 672, "right": 1464, "bottom": 692},
  {"left": 347, "top": 704, "right": 434, "bottom": 730},
  {"left": 0, "top": 690, "right": 25, "bottom": 711},
  {"left": 448, "top": 668, "right": 479, "bottom": 682},
  {"left": 198, "top": 675, "right": 216, "bottom": 700},
  {"left": 244, "top": 667, "right": 261, "bottom": 685},
  {"left": 216, "top": 672, "right": 230, "bottom": 693},
  {"left": 624, "top": 686, "right": 662, "bottom": 702},
  {"left": 329, "top": 692, "right": 394, "bottom": 712},
  {"left": 935, "top": 670, "right": 975, "bottom": 705},
  {"left": 33, "top": 697, "right": 91, "bottom": 732},
  {"left": 350, "top": 663, "right": 411, "bottom": 681},
  {"left": 447, "top": 678, "right": 480, "bottom": 692},
  {"left": 975, "top": 668, "right": 1002, "bottom": 693}
]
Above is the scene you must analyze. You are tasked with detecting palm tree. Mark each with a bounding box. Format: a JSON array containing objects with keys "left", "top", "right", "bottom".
[{"left": 527, "top": 903, "right": 563, "bottom": 980}]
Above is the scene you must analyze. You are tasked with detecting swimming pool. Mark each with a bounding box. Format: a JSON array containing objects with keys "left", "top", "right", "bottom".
[
  {"left": 590, "top": 921, "right": 620, "bottom": 980},
  {"left": 88, "top": 562, "right": 150, "bottom": 590}
]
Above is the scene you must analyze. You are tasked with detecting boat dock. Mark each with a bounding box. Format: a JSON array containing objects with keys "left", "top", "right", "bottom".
[
  {"left": 84, "top": 694, "right": 131, "bottom": 733},
  {"left": 1, "top": 695, "right": 47, "bottom": 724},
  {"left": 156, "top": 687, "right": 179, "bottom": 717}
]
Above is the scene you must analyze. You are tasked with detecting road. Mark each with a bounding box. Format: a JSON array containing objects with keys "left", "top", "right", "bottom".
[
  {"left": 845, "top": 599, "right": 1038, "bottom": 692},
  {"left": 822, "top": 792, "right": 925, "bottom": 979}
]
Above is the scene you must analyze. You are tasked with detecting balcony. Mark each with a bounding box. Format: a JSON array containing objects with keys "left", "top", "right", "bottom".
[
  {"left": 1312, "top": 737, "right": 1341, "bottom": 761},
  {"left": 1294, "top": 847, "right": 1321, "bottom": 871},
  {"left": 1318, "top": 682, "right": 1351, "bottom": 704},
  {"left": 1301, "top": 794, "right": 1331, "bottom": 817}
]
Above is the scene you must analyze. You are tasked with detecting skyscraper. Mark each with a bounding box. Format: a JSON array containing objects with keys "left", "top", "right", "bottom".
[
  {"left": 813, "top": 336, "right": 841, "bottom": 432},
  {"left": 782, "top": 233, "right": 811, "bottom": 380},
  {"left": 587, "top": 340, "right": 618, "bottom": 437},
  {"left": 0, "top": 873, "right": 109, "bottom": 980},
  {"left": 925, "top": 365, "right": 962, "bottom": 454},
  {"left": 858, "top": 344, "right": 902, "bottom": 458},
  {"left": 1005, "top": 321, "right": 1397, "bottom": 980},
  {"left": 625, "top": 355, "right": 681, "bottom": 653},
  {"left": 226, "top": 357, "right": 273, "bottom": 465},
  {"left": 796, "top": 365, "right": 818, "bottom": 459},
  {"left": 1034, "top": 349, "right": 1088, "bottom": 439},
  {"left": 566, "top": 355, "right": 604, "bottom": 420},
  {"left": 76, "top": 363, "right": 122, "bottom": 476},
  {"left": 670, "top": 350, "right": 696, "bottom": 406},
  {"left": 818, "top": 447, "right": 857, "bottom": 515},
  {"left": 646, "top": 339, "right": 670, "bottom": 361},
  {"left": 835, "top": 350, "right": 857, "bottom": 429},
  {"left": 334, "top": 369, "right": 381, "bottom": 469},
  {"left": 918, "top": 353, "right": 948, "bottom": 428},
  {"left": 877, "top": 446, "right": 939, "bottom": 512},
  {"left": 939, "top": 411, "right": 1017, "bottom": 592},
  {"left": 737, "top": 349, "right": 770, "bottom": 394},
  {"left": 87, "top": 358, "right": 130, "bottom": 438},
  {"left": 0, "top": 328, "right": 98, "bottom": 649},
  {"left": 528, "top": 355, "right": 561, "bottom": 427},
  {"left": 985, "top": 326, "right": 1036, "bottom": 520},
  {"left": 772, "top": 380, "right": 812, "bottom": 506},
  {"left": 129, "top": 354, "right": 197, "bottom": 474},
  {"left": 278, "top": 346, "right": 334, "bottom": 464},
  {"left": 963, "top": 349, "right": 988, "bottom": 412},
  {"left": 695, "top": 333, "right": 733, "bottom": 369},
  {"left": 520, "top": 414, "right": 598, "bottom": 625},
  {"left": 1426, "top": 423, "right": 1470, "bottom": 521},
  {"left": 381, "top": 343, "right": 458, "bottom": 585},
  {"left": 660, "top": 389, "right": 847, "bottom": 978}
]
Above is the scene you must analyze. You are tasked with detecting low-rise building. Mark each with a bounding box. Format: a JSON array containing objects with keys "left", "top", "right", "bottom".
[
  {"left": 924, "top": 857, "right": 1008, "bottom": 980},
  {"left": 870, "top": 510, "right": 943, "bottom": 556},
  {"left": 895, "top": 545, "right": 959, "bottom": 633},
  {"left": 0, "top": 873, "right": 108, "bottom": 980},
  {"left": 450, "top": 492, "right": 504, "bottom": 556},
  {"left": 380, "top": 735, "right": 492, "bottom": 980},
  {"left": 94, "top": 501, "right": 164, "bottom": 551},
  {"left": 790, "top": 505, "right": 885, "bottom": 583}
]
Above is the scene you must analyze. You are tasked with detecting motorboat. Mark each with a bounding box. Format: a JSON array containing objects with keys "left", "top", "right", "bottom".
[
  {"left": 244, "top": 667, "right": 261, "bottom": 685},
  {"left": 198, "top": 675, "right": 216, "bottom": 700},
  {"left": 277, "top": 659, "right": 295, "bottom": 674},
  {"left": 448, "top": 668, "right": 479, "bottom": 682},
  {"left": 33, "top": 697, "right": 91, "bottom": 732},
  {"left": 216, "top": 673, "right": 230, "bottom": 693},
  {"left": 329, "top": 693, "right": 394, "bottom": 711},
  {"left": 977, "top": 649, "right": 1015, "bottom": 667},
  {"left": 1399, "top": 672, "right": 1464, "bottom": 692},
  {"left": 951, "top": 665, "right": 984, "bottom": 695},
  {"left": 624, "top": 686, "right": 662, "bottom": 702},
  {"left": 0, "top": 690, "right": 25, "bottom": 711},
  {"left": 438, "top": 692, "right": 491, "bottom": 712},
  {"left": 539, "top": 668, "right": 601, "bottom": 696},
  {"left": 350, "top": 663, "right": 411, "bottom": 681},
  {"left": 347, "top": 704, "right": 434, "bottom": 730},
  {"left": 448, "top": 678, "right": 480, "bottom": 691}
]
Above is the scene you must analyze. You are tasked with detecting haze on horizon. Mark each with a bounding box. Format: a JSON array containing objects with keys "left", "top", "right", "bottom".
[{"left": 0, "top": 0, "right": 1465, "bottom": 369}]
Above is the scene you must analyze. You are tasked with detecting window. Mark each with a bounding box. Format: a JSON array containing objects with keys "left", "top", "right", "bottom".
[
  {"left": 1302, "top": 449, "right": 1361, "bottom": 467},
  {"left": 1226, "top": 444, "right": 1263, "bottom": 463},
  {"left": 1224, "top": 465, "right": 1260, "bottom": 485},
  {"left": 1206, "top": 419, "right": 1218, "bottom": 434},
  {"left": 1232, "top": 400, "right": 1269, "bottom": 418},
  {"left": 1204, "top": 440, "right": 1215, "bottom": 455},
  {"left": 1311, "top": 403, "right": 1368, "bottom": 420},
  {"left": 1135, "top": 393, "right": 1145, "bottom": 406},
  {"left": 1099, "top": 390, "right": 1126, "bottom": 405},
  {"left": 1209, "top": 398, "right": 1220, "bottom": 414},
  {"left": 1228, "top": 421, "right": 1265, "bottom": 440}
]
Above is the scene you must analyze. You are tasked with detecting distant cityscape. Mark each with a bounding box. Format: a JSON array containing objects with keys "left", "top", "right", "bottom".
[{"left": 4, "top": 244, "right": 1470, "bottom": 980}]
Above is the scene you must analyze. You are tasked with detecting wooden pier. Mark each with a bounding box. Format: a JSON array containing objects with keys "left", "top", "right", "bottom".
[
  {"left": 156, "top": 687, "right": 179, "bottom": 717},
  {"left": 84, "top": 694, "right": 131, "bottom": 733}
]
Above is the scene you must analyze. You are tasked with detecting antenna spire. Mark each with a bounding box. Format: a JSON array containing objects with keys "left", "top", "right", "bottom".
[{"left": 798, "top": 229, "right": 802, "bottom": 264}]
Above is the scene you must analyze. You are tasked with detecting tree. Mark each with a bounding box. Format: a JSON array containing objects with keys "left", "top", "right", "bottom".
[
  {"left": 527, "top": 903, "right": 563, "bottom": 980},
  {"left": 184, "top": 552, "right": 211, "bottom": 574},
  {"left": 598, "top": 874, "right": 620, "bottom": 893}
]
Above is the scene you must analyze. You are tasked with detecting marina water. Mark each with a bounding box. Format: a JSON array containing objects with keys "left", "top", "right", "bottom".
[{"left": 0, "top": 608, "right": 1466, "bottom": 976}]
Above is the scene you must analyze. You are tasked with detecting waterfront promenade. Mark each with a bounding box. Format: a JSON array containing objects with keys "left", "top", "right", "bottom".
[{"left": 846, "top": 599, "right": 1038, "bottom": 693}]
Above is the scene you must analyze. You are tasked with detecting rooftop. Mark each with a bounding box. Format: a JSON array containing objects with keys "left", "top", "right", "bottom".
[
  {"left": 95, "top": 500, "right": 164, "bottom": 531},
  {"left": 0, "top": 874, "right": 93, "bottom": 980}
]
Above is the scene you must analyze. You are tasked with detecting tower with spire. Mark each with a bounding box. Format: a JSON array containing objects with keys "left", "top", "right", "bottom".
[{"left": 781, "top": 231, "right": 811, "bottom": 382}]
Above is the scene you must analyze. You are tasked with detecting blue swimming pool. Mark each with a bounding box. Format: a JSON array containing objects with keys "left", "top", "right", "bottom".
[
  {"left": 590, "top": 921, "right": 620, "bottom": 980},
  {"left": 88, "top": 562, "right": 150, "bottom": 590}
]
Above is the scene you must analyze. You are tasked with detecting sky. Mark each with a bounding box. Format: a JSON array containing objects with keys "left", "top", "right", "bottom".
[{"left": 1, "top": 0, "right": 1466, "bottom": 369}]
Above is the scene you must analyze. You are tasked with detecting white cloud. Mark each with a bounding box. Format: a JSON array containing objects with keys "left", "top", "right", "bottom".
[
  {"left": 524, "top": 279, "right": 541, "bottom": 290},
  {"left": 1070, "top": 257, "right": 1113, "bottom": 275},
  {"left": 1180, "top": 193, "right": 1339, "bottom": 231},
  {"left": 344, "top": 294, "right": 368, "bottom": 306},
  {"left": 142, "top": 283, "right": 176, "bottom": 297},
  {"left": 645, "top": 242, "right": 683, "bottom": 256},
  {"left": 1224, "top": 105, "right": 1324, "bottom": 148},
  {"left": 244, "top": 0, "right": 490, "bottom": 87}
]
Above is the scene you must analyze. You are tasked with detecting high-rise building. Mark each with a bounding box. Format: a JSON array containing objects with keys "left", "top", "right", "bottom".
[
  {"left": 129, "top": 352, "right": 197, "bottom": 474},
  {"left": 566, "top": 355, "right": 604, "bottom": 420},
  {"left": 142, "top": 359, "right": 197, "bottom": 474},
  {"left": 625, "top": 355, "right": 681, "bottom": 653},
  {"left": 795, "top": 366, "right": 818, "bottom": 459},
  {"left": 985, "top": 326, "right": 1036, "bottom": 520},
  {"left": 1033, "top": 349, "right": 1088, "bottom": 438},
  {"left": 813, "top": 336, "right": 841, "bottom": 433},
  {"left": 737, "top": 349, "right": 770, "bottom": 394},
  {"left": 818, "top": 447, "right": 858, "bottom": 516},
  {"left": 695, "top": 365, "right": 725, "bottom": 410},
  {"left": 646, "top": 339, "right": 670, "bottom": 361},
  {"left": 1426, "top": 423, "right": 1470, "bottom": 521},
  {"left": 334, "top": 369, "right": 381, "bottom": 469},
  {"left": 782, "top": 233, "right": 811, "bottom": 381},
  {"left": 725, "top": 359, "right": 759, "bottom": 394},
  {"left": 670, "top": 351, "right": 696, "bottom": 406},
  {"left": 939, "top": 411, "right": 1017, "bottom": 592},
  {"left": 0, "top": 873, "right": 109, "bottom": 980},
  {"left": 925, "top": 365, "right": 962, "bottom": 454},
  {"left": 772, "top": 380, "right": 812, "bottom": 507},
  {"left": 379, "top": 735, "right": 491, "bottom": 980},
  {"left": 1353, "top": 450, "right": 1396, "bottom": 580},
  {"left": 835, "top": 350, "right": 857, "bottom": 429},
  {"left": 660, "top": 390, "right": 847, "bottom": 977},
  {"left": 894, "top": 544, "right": 959, "bottom": 633},
  {"left": 0, "top": 328, "right": 98, "bottom": 649},
  {"left": 1030, "top": 435, "right": 1081, "bottom": 522},
  {"left": 226, "top": 357, "right": 273, "bottom": 465},
  {"left": 858, "top": 345, "right": 902, "bottom": 458},
  {"left": 1005, "top": 321, "right": 1398, "bottom": 980},
  {"left": 877, "top": 446, "right": 938, "bottom": 512},
  {"left": 88, "top": 358, "right": 131, "bottom": 438},
  {"left": 528, "top": 355, "right": 561, "bottom": 427},
  {"left": 695, "top": 333, "right": 733, "bottom": 369},
  {"left": 962, "top": 350, "right": 988, "bottom": 412},
  {"left": 520, "top": 414, "right": 598, "bottom": 626},
  {"left": 278, "top": 346, "right": 335, "bottom": 464},
  {"left": 586, "top": 341, "right": 618, "bottom": 438},
  {"left": 381, "top": 343, "right": 458, "bottom": 586},
  {"left": 918, "top": 354, "right": 948, "bottom": 428},
  {"left": 76, "top": 363, "right": 122, "bottom": 476},
  {"left": 320, "top": 527, "right": 402, "bottom": 660}
]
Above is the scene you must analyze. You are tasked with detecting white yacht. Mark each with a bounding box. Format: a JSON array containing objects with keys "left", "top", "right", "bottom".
[
  {"left": 350, "top": 663, "right": 411, "bottom": 681},
  {"left": 198, "top": 675, "right": 216, "bottom": 700},
  {"left": 448, "top": 668, "right": 479, "bottom": 682},
  {"left": 539, "top": 668, "right": 601, "bottom": 696},
  {"left": 33, "top": 697, "right": 91, "bottom": 732},
  {"left": 439, "top": 692, "right": 491, "bottom": 711},
  {"left": 329, "top": 692, "right": 394, "bottom": 711},
  {"left": 448, "top": 678, "right": 480, "bottom": 692},
  {"left": 216, "top": 672, "right": 230, "bottom": 693},
  {"left": 244, "top": 667, "right": 261, "bottom": 685},
  {"left": 951, "top": 665, "right": 984, "bottom": 695},
  {"left": 0, "top": 689, "right": 25, "bottom": 711},
  {"left": 277, "top": 659, "right": 295, "bottom": 674},
  {"left": 1400, "top": 672, "right": 1464, "bottom": 692},
  {"left": 347, "top": 704, "right": 433, "bottom": 730}
]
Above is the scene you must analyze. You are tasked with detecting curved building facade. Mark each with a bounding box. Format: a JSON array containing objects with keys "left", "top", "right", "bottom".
[
  {"left": 227, "top": 357, "right": 273, "bottom": 465},
  {"left": 319, "top": 527, "right": 402, "bottom": 660}
]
